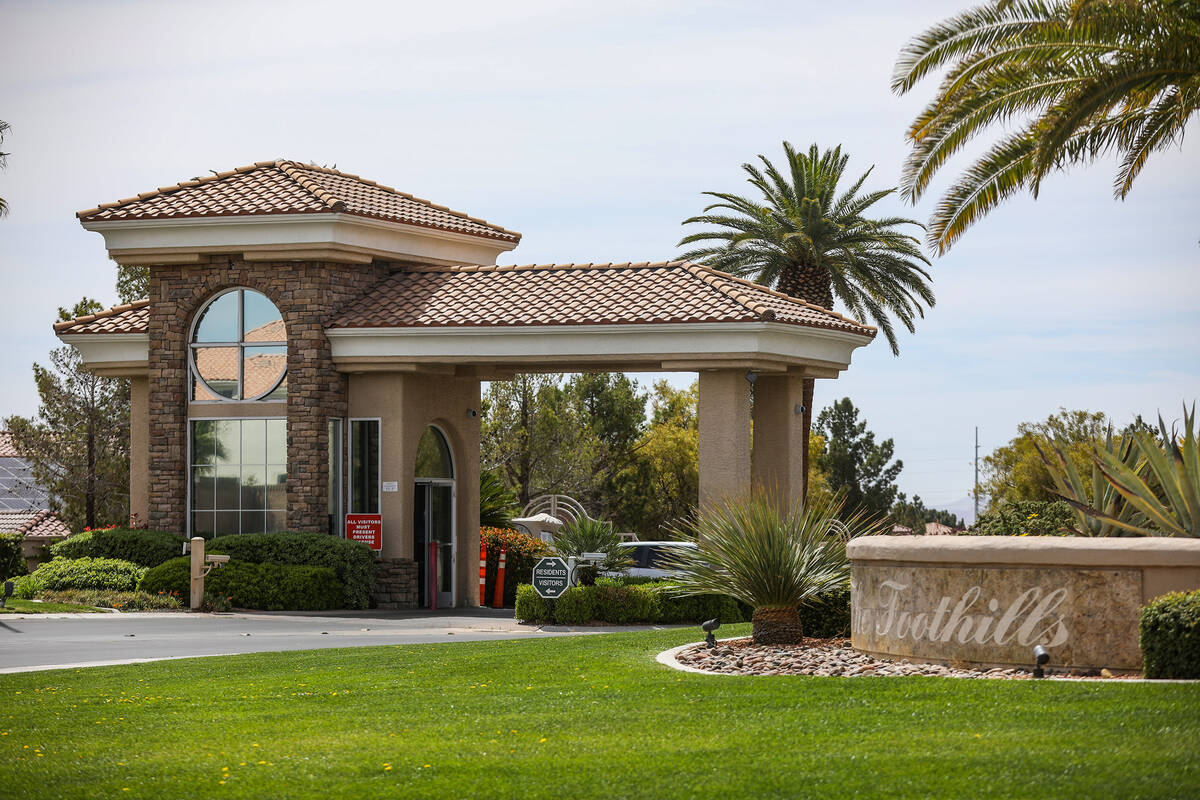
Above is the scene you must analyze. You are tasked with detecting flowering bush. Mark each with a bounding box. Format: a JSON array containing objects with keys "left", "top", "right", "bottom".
[{"left": 481, "top": 527, "right": 553, "bottom": 607}]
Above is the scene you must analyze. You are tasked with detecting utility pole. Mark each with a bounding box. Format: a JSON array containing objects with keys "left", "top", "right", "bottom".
[{"left": 973, "top": 426, "right": 980, "bottom": 522}]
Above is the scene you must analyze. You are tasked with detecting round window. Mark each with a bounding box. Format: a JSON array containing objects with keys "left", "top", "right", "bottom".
[{"left": 190, "top": 289, "right": 287, "bottom": 401}]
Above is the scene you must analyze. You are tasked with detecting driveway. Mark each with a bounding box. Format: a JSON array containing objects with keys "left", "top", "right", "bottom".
[{"left": 0, "top": 608, "right": 669, "bottom": 674}]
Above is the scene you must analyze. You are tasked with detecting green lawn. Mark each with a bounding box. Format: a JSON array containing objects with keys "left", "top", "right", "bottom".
[
  {"left": 1, "top": 625, "right": 1198, "bottom": 799},
  {"left": 0, "top": 599, "right": 101, "bottom": 614}
]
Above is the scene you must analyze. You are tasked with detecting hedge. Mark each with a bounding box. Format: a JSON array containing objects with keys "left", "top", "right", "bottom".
[
  {"left": 0, "top": 532, "right": 27, "bottom": 580},
  {"left": 799, "top": 588, "right": 851, "bottom": 639},
  {"left": 139, "top": 557, "right": 343, "bottom": 611},
  {"left": 207, "top": 532, "right": 374, "bottom": 609},
  {"left": 514, "top": 582, "right": 749, "bottom": 626},
  {"left": 481, "top": 527, "right": 554, "bottom": 607},
  {"left": 1140, "top": 590, "right": 1200, "bottom": 679},
  {"left": 15, "top": 557, "right": 146, "bottom": 598},
  {"left": 50, "top": 528, "right": 185, "bottom": 567}
]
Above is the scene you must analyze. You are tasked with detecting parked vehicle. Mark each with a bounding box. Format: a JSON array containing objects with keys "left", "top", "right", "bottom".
[{"left": 615, "top": 541, "right": 698, "bottom": 579}]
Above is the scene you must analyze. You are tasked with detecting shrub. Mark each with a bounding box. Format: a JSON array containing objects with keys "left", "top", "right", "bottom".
[
  {"left": 17, "top": 557, "right": 145, "bottom": 597},
  {"left": 514, "top": 584, "right": 553, "bottom": 622},
  {"left": 967, "top": 500, "right": 1076, "bottom": 536},
  {"left": 482, "top": 527, "right": 554, "bottom": 607},
  {"left": 553, "top": 586, "right": 597, "bottom": 625},
  {"left": 50, "top": 528, "right": 185, "bottom": 567},
  {"left": 139, "top": 556, "right": 344, "bottom": 611},
  {"left": 652, "top": 590, "right": 746, "bottom": 625},
  {"left": 39, "top": 588, "right": 183, "bottom": 611},
  {"left": 1140, "top": 590, "right": 1200, "bottom": 679},
  {"left": 0, "top": 532, "right": 27, "bottom": 580},
  {"left": 593, "top": 584, "right": 656, "bottom": 624},
  {"left": 799, "top": 589, "right": 851, "bottom": 639},
  {"left": 207, "top": 532, "right": 374, "bottom": 609}
]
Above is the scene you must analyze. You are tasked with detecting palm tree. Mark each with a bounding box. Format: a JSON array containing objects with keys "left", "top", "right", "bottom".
[
  {"left": 662, "top": 492, "right": 886, "bottom": 644},
  {"left": 0, "top": 119, "right": 10, "bottom": 217},
  {"left": 893, "top": 0, "right": 1200, "bottom": 253},
  {"left": 678, "top": 141, "right": 933, "bottom": 499}
]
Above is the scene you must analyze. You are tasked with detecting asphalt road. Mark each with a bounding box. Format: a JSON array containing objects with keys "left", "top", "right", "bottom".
[{"left": 0, "top": 609, "right": 656, "bottom": 673}]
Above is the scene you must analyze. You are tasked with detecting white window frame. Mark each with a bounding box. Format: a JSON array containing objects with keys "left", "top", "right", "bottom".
[{"left": 186, "top": 415, "right": 287, "bottom": 537}]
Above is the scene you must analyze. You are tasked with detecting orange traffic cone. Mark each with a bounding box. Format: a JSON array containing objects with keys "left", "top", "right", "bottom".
[
  {"left": 478, "top": 539, "right": 488, "bottom": 606},
  {"left": 492, "top": 543, "right": 507, "bottom": 609}
]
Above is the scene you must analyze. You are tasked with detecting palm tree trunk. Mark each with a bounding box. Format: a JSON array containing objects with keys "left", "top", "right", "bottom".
[{"left": 751, "top": 605, "right": 805, "bottom": 644}]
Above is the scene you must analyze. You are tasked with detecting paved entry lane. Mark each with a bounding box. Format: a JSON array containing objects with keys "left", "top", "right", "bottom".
[{"left": 0, "top": 609, "right": 635, "bottom": 673}]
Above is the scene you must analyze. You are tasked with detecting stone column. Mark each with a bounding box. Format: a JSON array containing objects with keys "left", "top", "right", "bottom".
[
  {"left": 751, "top": 372, "right": 807, "bottom": 509},
  {"left": 698, "top": 369, "right": 751, "bottom": 508},
  {"left": 129, "top": 376, "right": 150, "bottom": 526}
]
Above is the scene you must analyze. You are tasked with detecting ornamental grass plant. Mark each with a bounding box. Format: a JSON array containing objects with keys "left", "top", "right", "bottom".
[{"left": 662, "top": 492, "right": 886, "bottom": 644}]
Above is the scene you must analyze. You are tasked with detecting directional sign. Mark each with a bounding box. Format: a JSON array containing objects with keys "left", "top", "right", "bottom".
[{"left": 531, "top": 556, "right": 570, "bottom": 599}]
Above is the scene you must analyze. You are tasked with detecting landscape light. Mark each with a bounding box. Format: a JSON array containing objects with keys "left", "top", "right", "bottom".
[
  {"left": 701, "top": 618, "right": 721, "bottom": 649},
  {"left": 744, "top": 370, "right": 757, "bottom": 384},
  {"left": 0, "top": 580, "right": 12, "bottom": 608},
  {"left": 1033, "top": 645, "right": 1050, "bottom": 678}
]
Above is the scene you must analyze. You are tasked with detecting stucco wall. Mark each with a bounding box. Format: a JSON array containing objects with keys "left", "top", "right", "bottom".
[{"left": 849, "top": 536, "right": 1200, "bottom": 673}]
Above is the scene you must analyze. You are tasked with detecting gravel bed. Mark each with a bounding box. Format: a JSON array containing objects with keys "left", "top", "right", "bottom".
[{"left": 675, "top": 637, "right": 1134, "bottom": 679}]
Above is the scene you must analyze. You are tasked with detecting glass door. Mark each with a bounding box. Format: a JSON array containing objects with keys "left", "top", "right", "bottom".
[{"left": 414, "top": 481, "right": 455, "bottom": 608}]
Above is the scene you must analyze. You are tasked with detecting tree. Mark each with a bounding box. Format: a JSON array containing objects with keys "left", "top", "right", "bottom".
[
  {"left": 116, "top": 265, "right": 149, "bottom": 303},
  {"left": 678, "top": 142, "right": 934, "bottom": 500},
  {"left": 890, "top": 493, "right": 964, "bottom": 531},
  {"left": 564, "top": 373, "right": 647, "bottom": 516},
  {"left": 4, "top": 299, "right": 131, "bottom": 531},
  {"left": 0, "top": 119, "right": 10, "bottom": 217},
  {"left": 815, "top": 398, "right": 903, "bottom": 516},
  {"left": 893, "top": 0, "right": 1200, "bottom": 253},
  {"left": 982, "top": 409, "right": 1109, "bottom": 508}
]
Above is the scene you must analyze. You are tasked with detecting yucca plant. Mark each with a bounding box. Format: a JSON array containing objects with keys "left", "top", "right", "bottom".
[
  {"left": 662, "top": 493, "right": 886, "bottom": 645},
  {"left": 552, "top": 517, "right": 633, "bottom": 583},
  {"left": 1037, "top": 427, "right": 1146, "bottom": 536},
  {"left": 1054, "top": 405, "right": 1200, "bottom": 537}
]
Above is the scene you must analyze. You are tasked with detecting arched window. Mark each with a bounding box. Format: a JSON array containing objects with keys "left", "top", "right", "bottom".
[
  {"left": 190, "top": 288, "right": 287, "bottom": 401},
  {"left": 414, "top": 426, "right": 454, "bottom": 479}
]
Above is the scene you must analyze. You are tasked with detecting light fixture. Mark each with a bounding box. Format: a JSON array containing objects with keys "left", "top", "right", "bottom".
[
  {"left": 1033, "top": 644, "right": 1050, "bottom": 678},
  {"left": 466, "top": 408, "right": 478, "bottom": 418},
  {"left": 701, "top": 617, "right": 721, "bottom": 649},
  {"left": 744, "top": 370, "right": 757, "bottom": 384}
]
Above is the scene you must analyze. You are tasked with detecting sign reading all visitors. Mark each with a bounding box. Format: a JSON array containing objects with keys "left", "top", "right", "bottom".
[
  {"left": 531, "top": 556, "right": 570, "bottom": 599},
  {"left": 346, "top": 514, "right": 383, "bottom": 551}
]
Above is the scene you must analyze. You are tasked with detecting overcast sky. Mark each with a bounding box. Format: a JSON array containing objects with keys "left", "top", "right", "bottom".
[{"left": 1, "top": 0, "right": 1197, "bottom": 522}]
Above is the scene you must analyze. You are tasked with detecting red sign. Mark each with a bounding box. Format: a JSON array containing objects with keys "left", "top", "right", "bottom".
[{"left": 346, "top": 514, "right": 382, "bottom": 551}]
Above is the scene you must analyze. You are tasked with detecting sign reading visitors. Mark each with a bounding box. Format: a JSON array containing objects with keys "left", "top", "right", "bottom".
[
  {"left": 531, "top": 556, "right": 570, "bottom": 599},
  {"left": 346, "top": 514, "right": 383, "bottom": 551}
]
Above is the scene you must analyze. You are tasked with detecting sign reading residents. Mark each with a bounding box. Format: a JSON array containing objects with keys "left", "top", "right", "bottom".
[
  {"left": 531, "top": 556, "right": 570, "bottom": 599},
  {"left": 346, "top": 514, "right": 383, "bottom": 551}
]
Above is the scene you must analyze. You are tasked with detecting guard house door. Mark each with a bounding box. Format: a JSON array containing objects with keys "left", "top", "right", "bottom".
[{"left": 412, "top": 426, "right": 455, "bottom": 608}]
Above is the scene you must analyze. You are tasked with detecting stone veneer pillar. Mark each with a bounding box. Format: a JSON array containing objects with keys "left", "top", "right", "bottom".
[
  {"left": 750, "top": 372, "right": 807, "bottom": 508},
  {"left": 697, "top": 369, "right": 752, "bottom": 508},
  {"left": 146, "top": 257, "right": 388, "bottom": 534}
]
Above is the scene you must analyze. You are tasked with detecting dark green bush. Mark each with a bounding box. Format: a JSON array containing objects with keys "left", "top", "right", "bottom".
[
  {"left": 17, "top": 557, "right": 145, "bottom": 597},
  {"left": 139, "top": 557, "right": 344, "bottom": 611},
  {"left": 967, "top": 500, "right": 1076, "bottom": 536},
  {"left": 1140, "top": 590, "right": 1200, "bottom": 679},
  {"left": 593, "top": 584, "right": 656, "bottom": 624},
  {"left": 207, "top": 532, "right": 374, "bottom": 609},
  {"left": 553, "top": 586, "right": 597, "bottom": 625},
  {"left": 50, "top": 528, "right": 185, "bottom": 567},
  {"left": 482, "top": 527, "right": 554, "bottom": 607},
  {"left": 799, "top": 588, "right": 851, "bottom": 638},
  {"left": 0, "top": 532, "right": 27, "bottom": 580},
  {"left": 514, "top": 584, "right": 552, "bottom": 622},
  {"left": 654, "top": 590, "right": 746, "bottom": 625}
]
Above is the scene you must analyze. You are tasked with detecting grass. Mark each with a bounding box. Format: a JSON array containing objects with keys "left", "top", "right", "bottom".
[
  {"left": 0, "top": 598, "right": 101, "bottom": 614},
  {"left": 1, "top": 624, "right": 1198, "bottom": 799}
]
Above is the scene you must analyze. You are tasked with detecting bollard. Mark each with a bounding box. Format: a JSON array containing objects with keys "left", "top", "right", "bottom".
[
  {"left": 492, "top": 543, "right": 507, "bottom": 608},
  {"left": 189, "top": 536, "right": 206, "bottom": 611},
  {"left": 478, "top": 539, "right": 488, "bottom": 606}
]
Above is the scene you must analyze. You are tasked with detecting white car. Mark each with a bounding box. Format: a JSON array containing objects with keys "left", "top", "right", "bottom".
[{"left": 616, "top": 541, "right": 698, "bottom": 579}]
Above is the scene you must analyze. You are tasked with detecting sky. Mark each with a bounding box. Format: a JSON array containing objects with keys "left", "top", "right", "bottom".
[{"left": 1, "top": 0, "right": 1197, "bottom": 523}]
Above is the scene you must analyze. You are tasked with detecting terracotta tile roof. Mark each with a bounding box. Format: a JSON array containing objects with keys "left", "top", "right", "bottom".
[
  {"left": 0, "top": 432, "right": 19, "bottom": 459},
  {"left": 0, "top": 510, "right": 70, "bottom": 539},
  {"left": 329, "top": 261, "right": 876, "bottom": 335},
  {"left": 77, "top": 160, "right": 521, "bottom": 244},
  {"left": 54, "top": 300, "right": 150, "bottom": 335}
]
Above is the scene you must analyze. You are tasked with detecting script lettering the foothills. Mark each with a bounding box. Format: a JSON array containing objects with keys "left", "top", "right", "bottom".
[{"left": 855, "top": 581, "right": 1069, "bottom": 648}]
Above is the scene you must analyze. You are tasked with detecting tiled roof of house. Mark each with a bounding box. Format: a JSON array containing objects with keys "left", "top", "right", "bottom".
[
  {"left": 0, "top": 509, "right": 71, "bottom": 539},
  {"left": 76, "top": 160, "right": 521, "bottom": 244},
  {"left": 330, "top": 261, "right": 876, "bottom": 335},
  {"left": 54, "top": 300, "right": 150, "bottom": 335},
  {"left": 0, "top": 432, "right": 19, "bottom": 459}
]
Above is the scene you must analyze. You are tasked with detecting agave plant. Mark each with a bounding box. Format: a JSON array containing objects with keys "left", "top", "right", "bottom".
[
  {"left": 552, "top": 516, "right": 633, "bottom": 583},
  {"left": 1056, "top": 405, "right": 1200, "bottom": 538},
  {"left": 662, "top": 493, "right": 886, "bottom": 645},
  {"left": 1037, "top": 428, "right": 1145, "bottom": 536}
]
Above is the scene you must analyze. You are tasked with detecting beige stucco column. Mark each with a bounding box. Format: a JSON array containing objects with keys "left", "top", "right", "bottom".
[
  {"left": 751, "top": 372, "right": 807, "bottom": 508},
  {"left": 129, "top": 375, "right": 150, "bottom": 526},
  {"left": 698, "top": 369, "right": 751, "bottom": 508}
]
